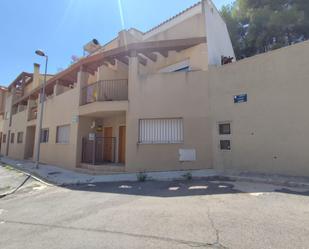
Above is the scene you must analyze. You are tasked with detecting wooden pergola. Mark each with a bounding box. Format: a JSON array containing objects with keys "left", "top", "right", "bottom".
[{"left": 13, "top": 36, "right": 206, "bottom": 106}]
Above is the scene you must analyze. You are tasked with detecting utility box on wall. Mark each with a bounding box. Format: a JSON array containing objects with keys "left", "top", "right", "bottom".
[{"left": 179, "top": 149, "right": 196, "bottom": 162}]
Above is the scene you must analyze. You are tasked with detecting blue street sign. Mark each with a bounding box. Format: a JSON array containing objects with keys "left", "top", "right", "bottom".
[{"left": 234, "top": 94, "right": 247, "bottom": 103}]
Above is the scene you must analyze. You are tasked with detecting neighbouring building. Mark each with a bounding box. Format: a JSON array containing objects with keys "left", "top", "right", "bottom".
[
  {"left": 1, "top": 0, "right": 309, "bottom": 177},
  {"left": 0, "top": 86, "right": 8, "bottom": 152}
]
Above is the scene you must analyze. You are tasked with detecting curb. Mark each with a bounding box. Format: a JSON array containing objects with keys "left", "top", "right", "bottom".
[
  {"left": 0, "top": 162, "right": 55, "bottom": 187},
  {"left": 221, "top": 175, "right": 309, "bottom": 189},
  {"left": 0, "top": 175, "right": 31, "bottom": 199},
  {"left": 1, "top": 158, "right": 309, "bottom": 188}
]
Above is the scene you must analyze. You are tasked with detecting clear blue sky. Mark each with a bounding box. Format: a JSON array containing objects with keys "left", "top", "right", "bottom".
[{"left": 0, "top": 0, "right": 233, "bottom": 86}]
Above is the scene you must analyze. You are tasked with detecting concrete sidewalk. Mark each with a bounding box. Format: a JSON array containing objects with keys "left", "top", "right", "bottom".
[
  {"left": 0, "top": 165, "right": 29, "bottom": 196},
  {"left": 1, "top": 156, "right": 309, "bottom": 188},
  {"left": 0, "top": 157, "right": 217, "bottom": 186}
]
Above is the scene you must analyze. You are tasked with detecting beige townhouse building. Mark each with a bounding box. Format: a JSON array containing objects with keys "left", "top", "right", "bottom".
[
  {"left": 1, "top": 0, "right": 234, "bottom": 173},
  {"left": 0, "top": 86, "right": 8, "bottom": 152},
  {"left": 2, "top": 0, "right": 309, "bottom": 177}
]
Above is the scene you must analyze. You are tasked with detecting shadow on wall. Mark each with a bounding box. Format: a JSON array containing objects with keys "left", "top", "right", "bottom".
[{"left": 65, "top": 178, "right": 309, "bottom": 198}]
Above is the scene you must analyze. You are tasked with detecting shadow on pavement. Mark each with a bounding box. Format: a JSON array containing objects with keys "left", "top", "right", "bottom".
[
  {"left": 275, "top": 188, "right": 309, "bottom": 196},
  {"left": 65, "top": 178, "right": 309, "bottom": 198},
  {"left": 66, "top": 179, "right": 243, "bottom": 198}
]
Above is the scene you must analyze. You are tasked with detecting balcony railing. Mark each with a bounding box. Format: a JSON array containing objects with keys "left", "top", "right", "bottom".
[{"left": 81, "top": 79, "right": 128, "bottom": 106}]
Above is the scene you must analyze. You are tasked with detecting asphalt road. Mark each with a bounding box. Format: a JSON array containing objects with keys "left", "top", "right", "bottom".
[
  {"left": 0, "top": 165, "right": 41, "bottom": 197},
  {"left": 0, "top": 167, "right": 309, "bottom": 249}
]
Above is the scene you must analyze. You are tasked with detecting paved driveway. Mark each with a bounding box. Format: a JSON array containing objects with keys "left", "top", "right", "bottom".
[{"left": 0, "top": 169, "right": 309, "bottom": 249}]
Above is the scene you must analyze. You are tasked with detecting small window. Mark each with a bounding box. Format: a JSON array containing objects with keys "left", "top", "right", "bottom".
[
  {"left": 220, "top": 140, "right": 231, "bottom": 150},
  {"left": 10, "top": 133, "right": 15, "bottom": 143},
  {"left": 41, "top": 129, "right": 49, "bottom": 143},
  {"left": 174, "top": 66, "right": 190, "bottom": 72},
  {"left": 219, "top": 123, "right": 231, "bottom": 135},
  {"left": 3, "top": 134, "right": 6, "bottom": 143},
  {"left": 139, "top": 118, "right": 183, "bottom": 144},
  {"left": 56, "top": 125, "right": 70, "bottom": 144},
  {"left": 17, "top": 132, "right": 23, "bottom": 143},
  {"left": 159, "top": 60, "right": 190, "bottom": 73}
]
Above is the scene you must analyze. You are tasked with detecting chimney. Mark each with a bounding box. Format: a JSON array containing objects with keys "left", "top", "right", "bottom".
[
  {"left": 33, "top": 63, "right": 40, "bottom": 89},
  {"left": 118, "top": 30, "right": 138, "bottom": 47}
]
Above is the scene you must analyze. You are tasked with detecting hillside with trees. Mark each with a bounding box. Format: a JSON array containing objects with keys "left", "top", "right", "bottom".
[{"left": 221, "top": 0, "right": 309, "bottom": 59}]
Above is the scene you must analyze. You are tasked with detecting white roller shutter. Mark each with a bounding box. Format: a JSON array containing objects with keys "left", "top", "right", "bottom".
[
  {"left": 139, "top": 118, "right": 183, "bottom": 144},
  {"left": 56, "top": 125, "right": 70, "bottom": 144}
]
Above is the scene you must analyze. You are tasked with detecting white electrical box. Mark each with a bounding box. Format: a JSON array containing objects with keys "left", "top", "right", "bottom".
[{"left": 179, "top": 149, "right": 196, "bottom": 162}]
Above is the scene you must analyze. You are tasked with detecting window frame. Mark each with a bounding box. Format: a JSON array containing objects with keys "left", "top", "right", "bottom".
[
  {"left": 56, "top": 125, "right": 70, "bottom": 144},
  {"left": 138, "top": 118, "right": 184, "bottom": 145},
  {"left": 40, "top": 128, "right": 49, "bottom": 143},
  {"left": 17, "top": 132, "right": 23, "bottom": 144},
  {"left": 218, "top": 123, "right": 231, "bottom": 135},
  {"left": 3, "top": 134, "right": 6, "bottom": 143},
  {"left": 220, "top": 140, "right": 231, "bottom": 151},
  {"left": 10, "top": 133, "right": 15, "bottom": 144},
  {"left": 159, "top": 60, "right": 191, "bottom": 73}
]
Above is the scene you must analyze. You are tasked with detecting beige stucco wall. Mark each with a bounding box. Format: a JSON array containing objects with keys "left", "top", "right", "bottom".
[
  {"left": 125, "top": 40, "right": 309, "bottom": 177},
  {"left": 0, "top": 118, "right": 4, "bottom": 133},
  {"left": 203, "top": 0, "right": 235, "bottom": 65},
  {"left": 24, "top": 75, "right": 53, "bottom": 96},
  {"left": 138, "top": 43, "right": 208, "bottom": 75},
  {"left": 126, "top": 69, "right": 213, "bottom": 172},
  {"left": 143, "top": 8, "right": 205, "bottom": 41},
  {"left": 38, "top": 87, "right": 79, "bottom": 169},
  {"left": 1, "top": 93, "right": 13, "bottom": 156},
  {"left": 208, "top": 40, "right": 309, "bottom": 177},
  {"left": 7, "top": 110, "right": 27, "bottom": 159},
  {"left": 0, "top": 90, "right": 7, "bottom": 114},
  {"left": 96, "top": 64, "right": 128, "bottom": 81}
]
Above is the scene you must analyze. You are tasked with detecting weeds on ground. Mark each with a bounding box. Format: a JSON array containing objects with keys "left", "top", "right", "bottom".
[
  {"left": 182, "top": 172, "right": 193, "bottom": 180},
  {"left": 137, "top": 172, "right": 147, "bottom": 182},
  {"left": 4, "top": 165, "right": 14, "bottom": 171}
]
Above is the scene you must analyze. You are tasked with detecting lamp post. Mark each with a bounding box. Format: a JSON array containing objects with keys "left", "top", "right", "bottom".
[{"left": 34, "top": 49, "right": 48, "bottom": 169}]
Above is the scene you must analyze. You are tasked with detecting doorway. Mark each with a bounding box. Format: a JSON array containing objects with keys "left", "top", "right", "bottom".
[
  {"left": 24, "top": 126, "right": 36, "bottom": 160},
  {"left": 0, "top": 132, "right": 2, "bottom": 152},
  {"left": 118, "top": 126, "right": 126, "bottom": 164},
  {"left": 6, "top": 130, "right": 10, "bottom": 156},
  {"left": 103, "top": 127, "right": 113, "bottom": 162}
]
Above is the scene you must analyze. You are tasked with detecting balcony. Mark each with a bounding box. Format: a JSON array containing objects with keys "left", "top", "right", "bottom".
[{"left": 81, "top": 79, "right": 128, "bottom": 106}]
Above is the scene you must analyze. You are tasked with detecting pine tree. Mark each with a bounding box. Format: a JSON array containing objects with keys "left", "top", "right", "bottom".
[{"left": 221, "top": 0, "right": 309, "bottom": 59}]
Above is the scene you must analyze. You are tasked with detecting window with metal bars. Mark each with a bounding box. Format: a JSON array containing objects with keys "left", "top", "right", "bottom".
[
  {"left": 56, "top": 125, "right": 70, "bottom": 144},
  {"left": 41, "top": 129, "right": 49, "bottom": 143},
  {"left": 138, "top": 118, "right": 184, "bottom": 144},
  {"left": 17, "top": 132, "right": 23, "bottom": 143}
]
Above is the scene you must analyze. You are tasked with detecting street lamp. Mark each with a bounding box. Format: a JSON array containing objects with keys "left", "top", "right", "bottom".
[{"left": 34, "top": 49, "right": 48, "bottom": 169}]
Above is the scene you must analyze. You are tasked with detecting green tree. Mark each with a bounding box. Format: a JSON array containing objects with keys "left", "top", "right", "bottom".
[{"left": 221, "top": 0, "right": 309, "bottom": 59}]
